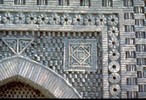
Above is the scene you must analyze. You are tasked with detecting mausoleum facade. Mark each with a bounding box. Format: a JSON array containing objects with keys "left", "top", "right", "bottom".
[{"left": 0, "top": 0, "right": 146, "bottom": 99}]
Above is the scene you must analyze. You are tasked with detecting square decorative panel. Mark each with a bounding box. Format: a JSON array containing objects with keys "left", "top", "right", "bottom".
[{"left": 64, "top": 39, "right": 97, "bottom": 71}]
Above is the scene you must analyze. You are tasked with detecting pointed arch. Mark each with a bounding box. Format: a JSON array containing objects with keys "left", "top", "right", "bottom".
[{"left": 0, "top": 56, "right": 82, "bottom": 98}]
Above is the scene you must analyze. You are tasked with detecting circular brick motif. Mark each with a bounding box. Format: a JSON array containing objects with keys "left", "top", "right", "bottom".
[
  {"left": 109, "top": 73, "right": 121, "bottom": 83},
  {"left": 110, "top": 84, "right": 121, "bottom": 96},
  {"left": 109, "top": 49, "right": 120, "bottom": 61},
  {"left": 108, "top": 15, "right": 118, "bottom": 26},
  {"left": 109, "top": 61, "right": 120, "bottom": 73}
]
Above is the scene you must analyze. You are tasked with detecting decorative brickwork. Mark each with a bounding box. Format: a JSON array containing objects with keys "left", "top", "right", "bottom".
[{"left": 0, "top": 0, "right": 146, "bottom": 99}]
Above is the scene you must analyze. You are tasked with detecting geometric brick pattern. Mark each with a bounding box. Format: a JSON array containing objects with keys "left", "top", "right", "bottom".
[
  {"left": 0, "top": 0, "right": 146, "bottom": 99},
  {"left": 0, "top": 31, "right": 103, "bottom": 99},
  {"left": 121, "top": 0, "right": 146, "bottom": 99},
  {"left": 0, "top": 56, "right": 81, "bottom": 98},
  {"left": 64, "top": 38, "right": 98, "bottom": 71}
]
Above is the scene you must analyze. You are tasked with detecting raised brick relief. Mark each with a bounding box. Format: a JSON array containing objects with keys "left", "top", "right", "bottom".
[
  {"left": 0, "top": 0, "right": 146, "bottom": 99},
  {"left": 64, "top": 39, "right": 97, "bottom": 71}
]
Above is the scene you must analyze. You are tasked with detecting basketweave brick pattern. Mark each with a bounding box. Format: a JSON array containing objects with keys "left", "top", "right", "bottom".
[
  {"left": 121, "top": 0, "right": 146, "bottom": 99},
  {"left": 0, "top": 0, "right": 146, "bottom": 99}
]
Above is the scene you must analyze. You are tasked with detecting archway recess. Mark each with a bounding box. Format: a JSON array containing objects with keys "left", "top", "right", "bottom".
[{"left": 0, "top": 56, "right": 82, "bottom": 98}]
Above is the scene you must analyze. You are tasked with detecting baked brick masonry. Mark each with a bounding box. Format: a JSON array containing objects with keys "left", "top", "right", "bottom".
[{"left": 0, "top": 0, "right": 146, "bottom": 99}]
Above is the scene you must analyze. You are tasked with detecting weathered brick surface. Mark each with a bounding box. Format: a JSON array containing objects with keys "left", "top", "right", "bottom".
[{"left": 0, "top": 0, "right": 146, "bottom": 99}]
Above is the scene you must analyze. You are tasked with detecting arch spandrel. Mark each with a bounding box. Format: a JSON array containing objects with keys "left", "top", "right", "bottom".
[{"left": 0, "top": 56, "right": 82, "bottom": 98}]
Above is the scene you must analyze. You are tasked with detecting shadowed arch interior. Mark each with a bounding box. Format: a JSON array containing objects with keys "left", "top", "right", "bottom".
[
  {"left": 0, "top": 75, "right": 55, "bottom": 98},
  {"left": 0, "top": 56, "right": 82, "bottom": 98}
]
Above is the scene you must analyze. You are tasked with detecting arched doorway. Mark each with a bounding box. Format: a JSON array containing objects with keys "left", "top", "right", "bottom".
[
  {"left": 0, "top": 56, "right": 82, "bottom": 98},
  {"left": 0, "top": 80, "right": 50, "bottom": 98}
]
